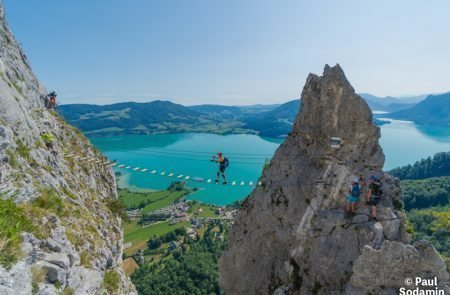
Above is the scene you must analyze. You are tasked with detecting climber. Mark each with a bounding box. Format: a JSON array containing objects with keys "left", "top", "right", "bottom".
[
  {"left": 46, "top": 90, "right": 57, "bottom": 110},
  {"left": 40, "top": 132, "right": 56, "bottom": 151},
  {"left": 367, "top": 176, "right": 382, "bottom": 220},
  {"left": 358, "top": 174, "right": 367, "bottom": 197},
  {"left": 211, "top": 152, "right": 229, "bottom": 184},
  {"left": 345, "top": 177, "right": 360, "bottom": 216}
]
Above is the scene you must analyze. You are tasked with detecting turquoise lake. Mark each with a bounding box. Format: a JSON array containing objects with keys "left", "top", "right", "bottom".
[{"left": 91, "top": 119, "right": 450, "bottom": 205}]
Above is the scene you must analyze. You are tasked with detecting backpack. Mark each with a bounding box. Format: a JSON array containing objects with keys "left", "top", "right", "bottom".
[
  {"left": 351, "top": 184, "right": 360, "bottom": 198},
  {"left": 223, "top": 157, "right": 229, "bottom": 168},
  {"left": 371, "top": 181, "right": 383, "bottom": 196}
]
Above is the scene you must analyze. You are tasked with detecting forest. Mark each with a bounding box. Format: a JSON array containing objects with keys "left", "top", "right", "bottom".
[
  {"left": 395, "top": 152, "right": 450, "bottom": 268},
  {"left": 131, "top": 222, "right": 227, "bottom": 294},
  {"left": 389, "top": 152, "right": 450, "bottom": 180}
]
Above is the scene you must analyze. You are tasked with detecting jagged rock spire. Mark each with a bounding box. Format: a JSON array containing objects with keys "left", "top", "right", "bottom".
[{"left": 219, "top": 65, "right": 448, "bottom": 295}]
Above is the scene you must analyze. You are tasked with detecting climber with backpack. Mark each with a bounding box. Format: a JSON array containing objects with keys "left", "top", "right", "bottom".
[
  {"left": 345, "top": 177, "right": 361, "bottom": 216},
  {"left": 367, "top": 176, "right": 382, "bottom": 220},
  {"left": 211, "top": 152, "right": 229, "bottom": 185},
  {"left": 40, "top": 131, "right": 57, "bottom": 155},
  {"left": 46, "top": 90, "right": 57, "bottom": 110}
]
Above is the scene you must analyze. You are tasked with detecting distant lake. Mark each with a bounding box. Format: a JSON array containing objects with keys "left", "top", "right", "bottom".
[{"left": 91, "top": 120, "right": 450, "bottom": 205}]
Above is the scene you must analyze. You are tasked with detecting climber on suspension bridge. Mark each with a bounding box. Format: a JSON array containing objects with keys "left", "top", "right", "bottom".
[
  {"left": 211, "top": 152, "right": 229, "bottom": 185},
  {"left": 45, "top": 90, "right": 57, "bottom": 110}
]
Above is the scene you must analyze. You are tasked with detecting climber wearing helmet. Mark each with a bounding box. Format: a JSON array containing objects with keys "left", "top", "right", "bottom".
[
  {"left": 211, "top": 152, "right": 229, "bottom": 185},
  {"left": 46, "top": 90, "right": 57, "bottom": 110},
  {"left": 345, "top": 177, "right": 361, "bottom": 217}
]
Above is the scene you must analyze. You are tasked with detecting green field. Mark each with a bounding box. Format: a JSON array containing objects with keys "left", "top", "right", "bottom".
[
  {"left": 120, "top": 188, "right": 220, "bottom": 258},
  {"left": 119, "top": 188, "right": 187, "bottom": 213},
  {"left": 189, "top": 203, "right": 220, "bottom": 218},
  {"left": 123, "top": 220, "right": 189, "bottom": 256}
]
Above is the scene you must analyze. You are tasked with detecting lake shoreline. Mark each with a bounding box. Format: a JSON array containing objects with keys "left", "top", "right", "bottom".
[{"left": 94, "top": 125, "right": 450, "bottom": 205}]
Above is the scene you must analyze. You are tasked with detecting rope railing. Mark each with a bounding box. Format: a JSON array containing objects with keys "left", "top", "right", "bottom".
[{"left": 63, "top": 153, "right": 263, "bottom": 188}]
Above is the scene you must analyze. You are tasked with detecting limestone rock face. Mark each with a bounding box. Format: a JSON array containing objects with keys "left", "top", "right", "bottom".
[
  {"left": 219, "top": 65, "right": 448, "bottom": 294},
  {"left": 0, "top": 5, "right": 135, "bottom": 295}
]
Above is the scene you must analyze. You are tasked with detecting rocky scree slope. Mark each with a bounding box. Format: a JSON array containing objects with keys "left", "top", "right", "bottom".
[
  {"left": 219, "top": 65, "right": 448, "bottom": 295},
  {"left": 0, "top": 5, "right": 135, "bottom": 295}
]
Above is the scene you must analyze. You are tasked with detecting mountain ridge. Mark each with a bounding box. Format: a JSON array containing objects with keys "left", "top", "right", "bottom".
[{"left": 385, "top": 92, "right": 450, "bottom": 127}]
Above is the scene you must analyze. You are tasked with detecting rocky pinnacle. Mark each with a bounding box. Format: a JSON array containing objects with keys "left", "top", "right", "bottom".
[{"left": 219, "top": 64, "right": 448, "bottom": 295}]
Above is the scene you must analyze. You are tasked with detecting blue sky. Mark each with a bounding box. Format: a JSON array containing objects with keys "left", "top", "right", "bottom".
[{"left": 4, "top": 0, "right": 450, "bottom": 105}]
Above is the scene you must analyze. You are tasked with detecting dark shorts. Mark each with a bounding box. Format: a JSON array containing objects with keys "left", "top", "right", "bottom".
[
  {"left": 370, "top": 196, "right": 381, "bottom": 206},
  {"left": 219, "top": 166, "right": 226, "bottom": 173}
]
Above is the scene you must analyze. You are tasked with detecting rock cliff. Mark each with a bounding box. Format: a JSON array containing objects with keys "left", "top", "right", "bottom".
[
  {"left": 219, "top": 65, "right": 448, "bottom": 294},
  {"left": 0, "top": 5, "right": 135, "bottom": 295}
]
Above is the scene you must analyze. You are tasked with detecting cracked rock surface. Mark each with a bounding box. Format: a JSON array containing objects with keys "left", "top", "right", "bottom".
[
  {"left": 0, "top": 4, "right": 135, "bottom": 295},
  {"left": 219, "top": 65, "right": 448, "bottom": 294}
]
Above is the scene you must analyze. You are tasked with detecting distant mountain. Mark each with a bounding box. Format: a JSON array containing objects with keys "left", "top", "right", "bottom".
[
  {"left": 188, "top": 104, "right": 244, "bottom": 120},
  {"left": 188, "top": 103, "right": 281, "bottom": 119},
  {"left": 243, "top": 100, "right": 300, "bottom": 137},
  {"left": 386, "top": 93, "right": 450, "bottom": 127},
  {"left": 359, "top": 93, "right": 426, "bottom": 112},
  {"left": 58, "top": 100, "right": 252, "bottom": 136},
  {"left": 59, "top": 97, "right": 396, "bottom": 138}
]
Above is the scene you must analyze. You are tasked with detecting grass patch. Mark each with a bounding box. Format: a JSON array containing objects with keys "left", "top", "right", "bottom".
[
  {"left": 103, "top": 270, "right": 120, "bottom": 294},
  {"left": 6, "top": 149, "right": 18, "bottom": 168},
  {"left": 0, "top": 197, "right": 36, "bottom": 269},
  {"left": 16, "top": 138, "right": 30, "bottom": 160},
  {"left": 80, "top": 250, "right": 91, "bottom": 267},
  {"left": 188, "top": 203, "right": 219, "bottom": 218},
  {"left": 31, "top": 265, "right": 47, "bottom": 284},
  {"left": 34, "top": 188, "right": 66, "bottom": 216},
  {"left": 123, "top": 257, "right": 140, "bottom": 276},
  {"left": 119, "top": 188, "right": 187, "bottom": 213},
  {"left": 123, "top": 220, "right": 189, "bottom": 256},
  {"left": 106, "top": 197, "right": 128, "bottom": 221},
  {"left": 12, "top": 82, "right": 23, "bottom": 96}
]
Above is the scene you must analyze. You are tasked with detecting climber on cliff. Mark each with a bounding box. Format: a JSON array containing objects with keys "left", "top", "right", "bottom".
[
  {"left": 46, "top": 90, "right": 57, "bottom": 110},
  {"left": 345, "top": 177, "right": 360, "bottom": 216},
  {"left": 40, "top": 132, "right": 56, "bottom": 154},
  {"left": 367, "top": 176, "right": 382, "bottom": 220},
  {"left": 211, "top": 152, "right": 228, "bottom": 184}
]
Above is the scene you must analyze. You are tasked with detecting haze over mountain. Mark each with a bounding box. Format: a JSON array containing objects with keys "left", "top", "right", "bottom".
[
  {"left": 359, "top": 93, "right": 426, "bottom": 112},
  {"left": 385, "top": 92, "right": 450, "bottom": 127}
]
